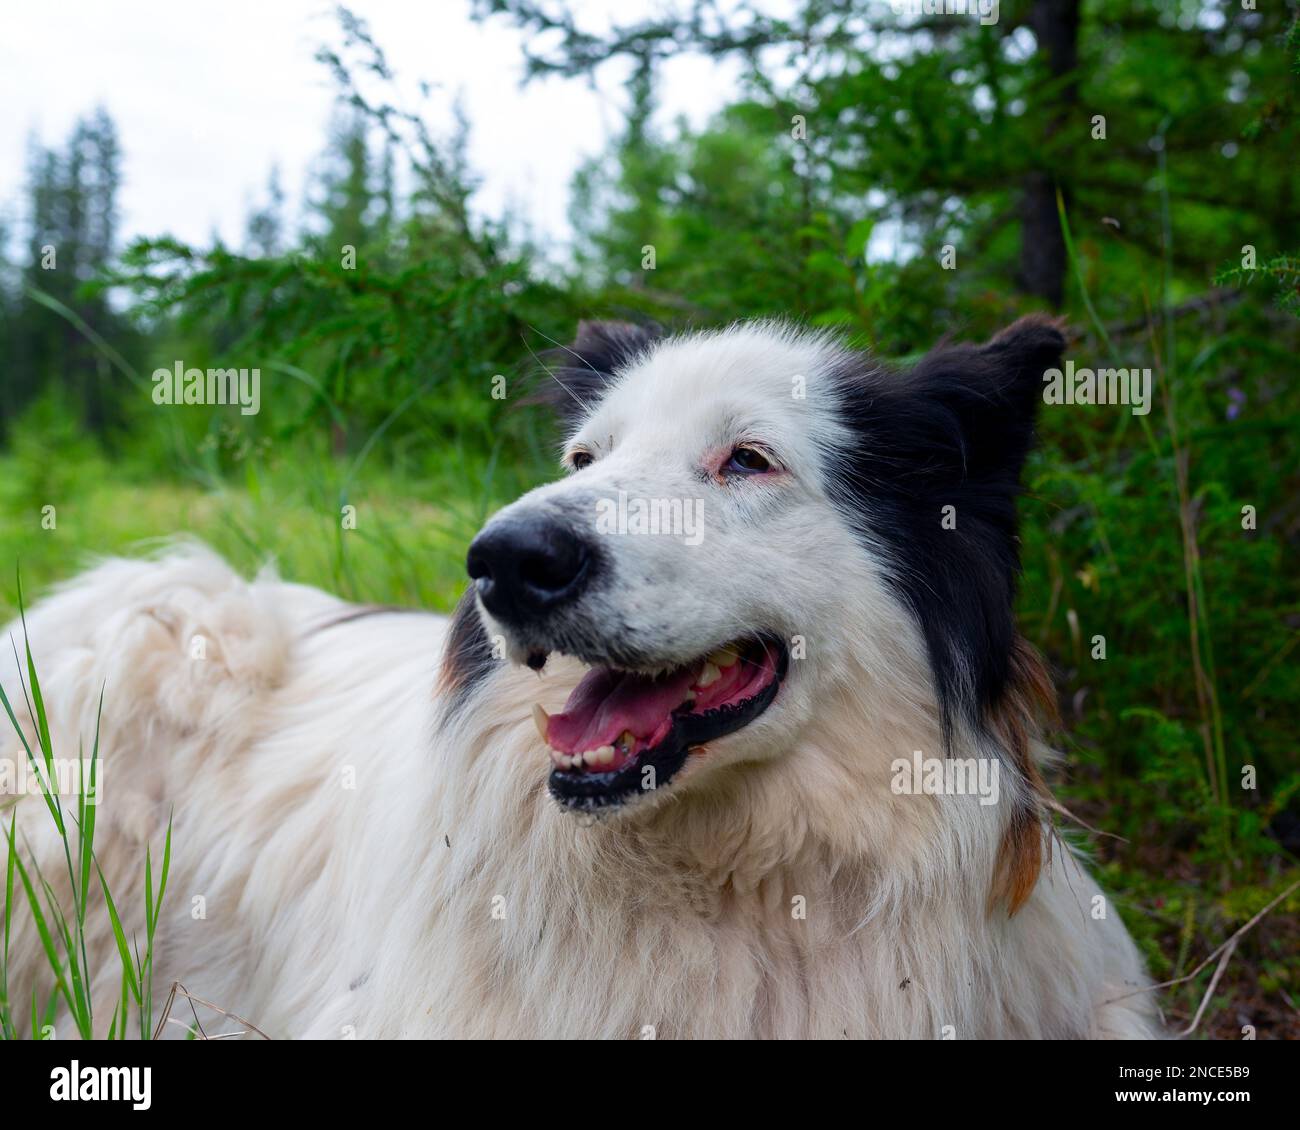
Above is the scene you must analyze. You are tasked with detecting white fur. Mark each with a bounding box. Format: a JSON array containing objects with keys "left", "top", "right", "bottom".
[{"left": 1, "top": 324, "right": 1160, "bottom": 1038}]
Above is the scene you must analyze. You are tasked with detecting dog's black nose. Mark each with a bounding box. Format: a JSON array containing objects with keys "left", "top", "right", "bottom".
[{"left": 466, "top": 514, "right": 593, "bottom": 623}]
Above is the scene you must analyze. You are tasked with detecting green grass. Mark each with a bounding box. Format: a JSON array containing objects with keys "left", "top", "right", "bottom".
[
  {"left": 0, "top": 430, "right": 552, "bottom": 623},
  {"left": 0, "top": 588, "right": 172, "bottom": 1040}
]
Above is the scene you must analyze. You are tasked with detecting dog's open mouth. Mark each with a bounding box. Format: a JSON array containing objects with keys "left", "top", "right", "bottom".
[{"left": 534, "top": 636, "right": 788, "bottom": 811}]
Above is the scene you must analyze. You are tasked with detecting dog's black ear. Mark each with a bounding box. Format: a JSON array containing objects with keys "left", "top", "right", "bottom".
[
  {"left": 828, "top": 315, "right": 1067, "bottom": 746},
  {"left": 902, "top": 314, "right": 1066, "bottom": 488},
  {"left": 533, "top": 320, "right": 663, "bottom": 430}
]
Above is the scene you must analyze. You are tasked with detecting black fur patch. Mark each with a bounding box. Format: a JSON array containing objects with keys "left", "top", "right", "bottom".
[
  {"left": 527, "top": 320, "right": 663, "bottom": 430},
  {"left": 825, "top": 315, "right": 1066, "bottom": 742},
  {"left": 438, "top": 587, "right": 498, "bottom": 711}
]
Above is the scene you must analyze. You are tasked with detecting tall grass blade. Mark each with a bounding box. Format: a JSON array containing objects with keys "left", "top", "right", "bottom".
[{"left": 96, "top": 862, "right": 141, "bottom": 1002}]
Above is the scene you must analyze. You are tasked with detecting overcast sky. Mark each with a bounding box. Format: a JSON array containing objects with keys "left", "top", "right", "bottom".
[{"left": 0, "top": 1, "right": 746, "bottom": 257}]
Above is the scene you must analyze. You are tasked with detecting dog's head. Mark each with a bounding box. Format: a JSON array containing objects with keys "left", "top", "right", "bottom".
[{"left": 458, "top": 317, "right": 1065, "bottom": 816}]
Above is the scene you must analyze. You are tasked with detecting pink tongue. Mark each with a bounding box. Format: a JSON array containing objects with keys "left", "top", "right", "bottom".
[{"left": 546, "top": 665, "right": 697, "bottom": 754}]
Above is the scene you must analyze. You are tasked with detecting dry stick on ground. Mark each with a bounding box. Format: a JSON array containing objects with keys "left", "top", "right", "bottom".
[
  {"left": 1280, "top": 989, "right": 1300, "bottom": 1020},
  {"left": 1180, "top": 936, "right": 1239, "bottom": 1038},
  {"left": 152, "top": 981, "right": 272, "bottom": 1041},
  {"left": 1102, "top": 877, "right": 1300, "bottom": 1020}
]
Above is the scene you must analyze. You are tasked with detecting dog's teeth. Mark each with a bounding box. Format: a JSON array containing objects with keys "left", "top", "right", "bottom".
[
  {"left": 532, "top": 703, "right": 550, "bottom": 742},
  {"left": 618, "top": 730, "right": 635, "bottom": 752},
  {"left": 592, "top": 745, "right": 615, "bottom": 767},
  {"left": 571, "top": 752, "right": 584, "bottom": 770},
  {"left": 698, "top": 662, "right": 721, "bottom": 688},
  {"left": 683, "top": 689, "right": 696, "bottom": 704},
  {"left": 709, "top": 647, "right": 739, "bottom": 668}
]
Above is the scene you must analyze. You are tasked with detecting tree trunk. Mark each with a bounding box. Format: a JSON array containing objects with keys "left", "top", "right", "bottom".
[{"left": 1018, "top": 0, "right": 1081, "bottom": 309}]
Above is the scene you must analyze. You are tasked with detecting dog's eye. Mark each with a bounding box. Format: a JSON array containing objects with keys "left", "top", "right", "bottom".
[
  {"left": 570, "top": 451, "right": 594, "bottom": 471},
  {"left": 725, "top": 446, "right": 771, "bottom": 474}
]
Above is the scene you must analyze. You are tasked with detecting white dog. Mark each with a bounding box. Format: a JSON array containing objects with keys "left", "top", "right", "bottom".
[{"left": 1, "top": 317, "right": 1160, "bottom": 1038}]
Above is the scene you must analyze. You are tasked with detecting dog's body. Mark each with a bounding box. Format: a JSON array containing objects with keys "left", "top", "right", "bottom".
[{"left": 2, "top": 319, "right": 1160, "bottom": 1038}]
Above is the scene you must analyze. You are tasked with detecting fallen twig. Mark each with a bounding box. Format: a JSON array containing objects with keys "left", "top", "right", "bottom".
[
  {"left": 1102, "top": 877, "right": 1300, "bottom": 1016},
  {"left": 152, "top": 980, "right": 272, "bottom": 1041},
  {"left": 1178, "top": 936, "right": 1238, "bottom": 1037}
]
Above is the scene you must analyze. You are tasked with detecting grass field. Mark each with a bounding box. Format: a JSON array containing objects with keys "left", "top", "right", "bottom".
[{"left": 0, "top": 423, "right": 554, "bottom": 620}]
